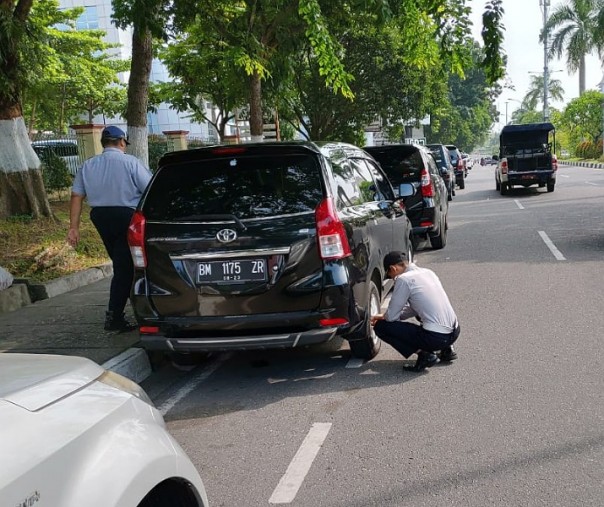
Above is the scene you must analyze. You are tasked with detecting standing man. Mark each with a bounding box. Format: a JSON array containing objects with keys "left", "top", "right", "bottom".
[
  {"left": 67, "top": 126, "right": 152, "bottom": 332},
  {"left": 371, "top": 251, "right": 460, "bottom": 372}
]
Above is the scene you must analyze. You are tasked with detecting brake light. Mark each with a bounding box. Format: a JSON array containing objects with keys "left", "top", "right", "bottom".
[
  {"left": 315, "top": 198, "right": 351, "bottom": 259},
  {"left": 500, "top": 160, "right": 508, "bottom": 174},
  {"left": 319, "top": 318, "right": 349, "bottom": 327},
  {"left": 552, "top": 154, "right": 558, "bottom": 171},
  {"left": 420, "top": 166, "right": 434, "bottom": 197},
  {"left": 128, "top": 211, "right": 147, "bottom": 268},
  {"left": 211, "top": 146, "right": 247, "bottom": 155},
  {"left": 139, "top": 326, "right": 159, "bottom": 334}
]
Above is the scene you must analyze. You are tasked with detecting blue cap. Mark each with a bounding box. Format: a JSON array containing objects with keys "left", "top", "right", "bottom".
[{"left": 101, "top": 126, "right": 130, "bottom": 145}]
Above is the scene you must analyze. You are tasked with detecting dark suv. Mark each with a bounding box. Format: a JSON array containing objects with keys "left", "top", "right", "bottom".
[
  {"left": 128, "top": 142, "right": 414, "bottom": 360},
  {"left": 364, "top": 144, "right": 448, "bottom": 250},
  {"left": 426, "top": 143, "right": 455, "bottom": 201},
  {"left": 446, "top": 144, "right": 466, "bottom": 189}
]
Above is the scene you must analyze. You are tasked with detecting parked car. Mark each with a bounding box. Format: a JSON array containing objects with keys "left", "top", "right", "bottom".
[
  {"left": 365, "top": 144, "right": 449, "bottom": 250},
  {"left": 426, "top": 143, "right": 455, "bottom": 201},
  {"left": 32, "top": 139, "right": 81, "bottom": 176},
  {"left": 461, "top": 152, "right": 474, "bottom": 170},
  {"left": 128, "top": 141, "right": 415, "bottom": 360},
  {"left": 446, "top": 144, "right": 466, "bottom": 189},
  {"left": 0, "top": 353, "right": 209, "bottom": 507},
  {"left": 495, "top": 122, "right": 557, "bottom": 194}
]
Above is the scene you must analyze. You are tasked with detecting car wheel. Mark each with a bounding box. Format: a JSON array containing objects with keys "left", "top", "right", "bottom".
[
  {"left": 407, "top": 238, "right": 415, "bottom": 263},
  {"left": 500, "top": 182, "right": 508, "bottom": 195},
  {"left": 547, "top": 181, "right": 555, "bottom": 192},
  {"left": 429, "top": 212, "right": 447, "bottom": 250},
  {"left": 348, "top": 281, "right": 381, "bottom": 360},
  {"left": 458, "top": 178, "right": 465, "bottom": 190},
  {"left": 495, "top": 177, "right": 500, "bottom": 190}
]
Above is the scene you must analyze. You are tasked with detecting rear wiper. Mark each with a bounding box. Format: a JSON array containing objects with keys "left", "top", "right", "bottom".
[{"left": 174, "top": 214, "right": 247, "bottom": 231}]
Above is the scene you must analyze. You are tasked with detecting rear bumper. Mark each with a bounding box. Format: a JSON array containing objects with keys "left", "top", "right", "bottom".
[
  {"left": 139, "top": 327, "right": 338, "bottom": 352},
  {"left": 502, "top": 171, "right": 555, "bottom": 185}
]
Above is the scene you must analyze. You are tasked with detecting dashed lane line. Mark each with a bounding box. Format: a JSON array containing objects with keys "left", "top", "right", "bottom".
[
  {"left": 538, "top": 231, "right": 566, "bottom": 261},
  {"left": 269, "top": 422, "right": 333, "bottom": 504},
  {"left": 514, "top": 199, "right": 525, "bottom": 209}
]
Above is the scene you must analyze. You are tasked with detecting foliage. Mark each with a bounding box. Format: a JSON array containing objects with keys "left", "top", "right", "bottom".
[
  {"left": 542, "top": 0, "right": 600, "bottom": 94},
  {"left": 147, "top": 134, "right": 169, "bottom": 172},
  {"left": 559, "top": 89, "right": 604, "bottom": 149},
  {"left": 39, "top": 151, "right": 72, "bottom": 196}
]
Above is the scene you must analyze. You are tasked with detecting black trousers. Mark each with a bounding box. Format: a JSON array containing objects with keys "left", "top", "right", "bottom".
[
  {"left": 374, "top": 320, "right": 460, "bottom": 358},
  {"left": 90, "top": 207, "right": 135, "bottom": 315}
]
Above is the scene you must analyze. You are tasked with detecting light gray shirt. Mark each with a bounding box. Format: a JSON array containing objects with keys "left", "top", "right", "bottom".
[
  {"left": 384, "top": 263, "right": 458, "bottom": 334},
  {"left": 72, "top": 148, "right": 152, "bottom": 208}
]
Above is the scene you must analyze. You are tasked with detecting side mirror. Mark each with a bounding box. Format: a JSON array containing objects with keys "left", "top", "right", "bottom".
[{"left": 398, "top": 183, "right": 415, "bottom": 198}]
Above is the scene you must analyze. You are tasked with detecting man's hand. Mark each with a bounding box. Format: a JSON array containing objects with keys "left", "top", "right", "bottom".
[
  {"left": 370, "top": 314, "right": 384, "bottom": 326},
  {"left": 67, "top": 228, "right": 80, "bottom": 248}
]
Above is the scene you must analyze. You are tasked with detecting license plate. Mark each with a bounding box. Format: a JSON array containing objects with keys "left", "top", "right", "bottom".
[
  {"left": 197, "top": 259, "right": 267, "bottom": 283},
  {"left": 521, "top": 175, "right": 535, "bottom": 180}
]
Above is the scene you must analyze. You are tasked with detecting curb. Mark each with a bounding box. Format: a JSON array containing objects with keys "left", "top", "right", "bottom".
[
  {"left": 102, "top": 347, "right": 152, "bottom": 384},
  {"left": 0, "top": 263, "right": 113, "bottom": 315}
]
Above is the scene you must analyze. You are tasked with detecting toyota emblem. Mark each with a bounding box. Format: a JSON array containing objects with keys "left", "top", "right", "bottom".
[{"left": 216, "top": 228, "right": 237, "bottom": 243}]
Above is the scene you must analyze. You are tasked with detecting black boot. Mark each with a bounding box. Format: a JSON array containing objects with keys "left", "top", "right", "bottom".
[
  {"left": 404, "top": 351, "right": 439, "bottom": 372},
  {"left": 104, "top": 311, "right": 137, "bottom": 333},
  {"left": 438, "top": 346, "right": 458, "bottom": 362}
]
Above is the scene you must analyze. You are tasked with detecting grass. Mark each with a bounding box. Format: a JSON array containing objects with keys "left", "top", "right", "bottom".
[{"left": 0, "top": 199, "right": 109, "bottom": 283}]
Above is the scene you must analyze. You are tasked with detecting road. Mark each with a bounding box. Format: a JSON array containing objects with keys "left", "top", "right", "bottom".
[{"left": 142, "top": 163, "right": 604, "bottom": 507}]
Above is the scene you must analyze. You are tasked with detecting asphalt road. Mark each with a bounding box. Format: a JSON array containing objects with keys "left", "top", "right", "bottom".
[{"left": 143, "top": 163, "right": 604, "bottom": 507}]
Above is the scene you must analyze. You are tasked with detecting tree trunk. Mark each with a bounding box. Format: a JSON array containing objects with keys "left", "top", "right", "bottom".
[
  {"left": 0, "top": 116, "right": 53, "bottom": 219},
  {"left": 579, "top": 56, "right": 586, "bottom": 96},
  {"left": 126, "top": 25, "right": 152, "bottom": 167},
  {"left": 249, "top": 71, "right": 264, "bottom": 142}
]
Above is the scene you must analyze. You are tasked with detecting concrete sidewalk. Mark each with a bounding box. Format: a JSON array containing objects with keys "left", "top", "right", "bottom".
[{"left": 0, "top": 274, "right": 152, "bottom": 383}]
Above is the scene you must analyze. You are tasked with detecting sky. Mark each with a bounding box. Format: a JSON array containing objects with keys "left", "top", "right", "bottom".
[{"left": 470, "top": 0, "right": 603, "bottom": 128}]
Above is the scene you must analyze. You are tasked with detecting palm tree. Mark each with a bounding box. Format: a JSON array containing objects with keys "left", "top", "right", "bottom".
[
  {"left": 542, "top": 0, "right": 600, "bottom": 95},
  {"left": 522, "top": 74, "right": 565, "bottom": 110}
]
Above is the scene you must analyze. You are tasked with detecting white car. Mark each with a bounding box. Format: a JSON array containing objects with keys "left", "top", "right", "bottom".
[
  {"left": 32, "top": 139, "right": 81, "bottom": 176},
  {"left": 0, "top": 354, "right": 209, "bottom": 507}
]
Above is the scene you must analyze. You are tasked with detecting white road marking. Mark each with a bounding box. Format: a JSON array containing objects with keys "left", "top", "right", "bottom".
[
  {"left": 269, "top": 423, "right": 332, "bottom": 504},
  {"left": 585, "top": 181, "right": 599, "bottom": 186},
  {"left": 158, "top": 353, "right": 231, "bottom": 416},
  {"left": 514, "top": 199, "right": 524, "bottom": 209},
  {"left": 559, "top": 174, "right": 570, "bottom": 178},
  {"left": 345, "top": 357, "right": 365, "bottom": 368},
  {"left": 538, "top": 231, "right": 566, "bottom": 261}
]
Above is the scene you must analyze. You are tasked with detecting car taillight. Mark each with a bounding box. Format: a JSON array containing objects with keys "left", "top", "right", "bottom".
[
  {"left": 420, "top": 166, "right": 434, "bottom": 197},
  {"left": 315, "top": 197, "right": 351, "bottom": 260},
  {"left": 552, "top": 154, "right": 558, "bottom": 171},
  {"left": 500, "top": 160, "right": 508, "bottom": 174},
  {"left": 128, "top": 211, "right": 147, "bottom": 268}
]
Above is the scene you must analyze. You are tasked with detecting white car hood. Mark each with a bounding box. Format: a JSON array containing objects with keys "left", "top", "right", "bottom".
[{"left": 0, "top": 354, "right": 104, "bottom": 411}]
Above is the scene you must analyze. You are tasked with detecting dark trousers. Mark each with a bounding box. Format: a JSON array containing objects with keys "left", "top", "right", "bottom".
[
  {"left": 374, "top": 320, "right": 460, "bottom": 358},
  {"left": 90, "top": 207, "right": 135, "bottom": 315}
]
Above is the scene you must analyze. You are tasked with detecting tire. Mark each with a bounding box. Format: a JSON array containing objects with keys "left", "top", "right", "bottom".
[
  {"left": 348, "top": 281, "right": 382, "bottom": 360},
  {"left": 458, "top": 178, "right": 465, "bottom": 190},
  {"left": 430, "top": 212, "right": 447, "bottom": 250},
  {"left": 500, "top": 182, "right": 508, "bottom": 195},
  {"left": 407, "top": 236, "right": 415, "bottom": 263},
  {"left": 547, "top": 181, "right": 555, "bottom": 192},
  {"left": 495, "top": 177, "right": 500, "bottom": 190}
]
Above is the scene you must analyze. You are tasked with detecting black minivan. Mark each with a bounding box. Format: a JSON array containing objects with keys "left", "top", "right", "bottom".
[{"left": 128, "top": 142, "right": 414, "bottom": 360}]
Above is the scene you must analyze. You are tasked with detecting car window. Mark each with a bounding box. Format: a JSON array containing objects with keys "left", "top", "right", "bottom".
[
  {"left": 370, "top": 149, "right": 423, "bottom": 187},
  {"left": 363, "top": 159, "right": 395, "bottom": 201},
  {"left": 331, "top": 158, "right": 365, "bottom": 208},
  {"left": 143, "top": 154, "right": 324, "bottom": 220}
]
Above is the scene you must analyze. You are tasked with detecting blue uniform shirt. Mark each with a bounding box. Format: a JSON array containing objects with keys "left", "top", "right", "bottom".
[{"left": 72, "top": 148, "right": 152, "bottom": 208}]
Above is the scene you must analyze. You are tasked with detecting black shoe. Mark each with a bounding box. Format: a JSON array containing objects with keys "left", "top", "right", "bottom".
[
  {"left": 438, "top": 346, "right": 458, "bottom": 362},
  {"left": 404, "top": 352, "right": 439, "bottom": 372},
  {"left": 104, "top": 312, "right": 137, "bottom": 333}
]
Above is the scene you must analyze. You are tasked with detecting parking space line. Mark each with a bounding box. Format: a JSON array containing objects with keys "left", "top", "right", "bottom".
[
  {"left": 158, "top": 353, "right": 231, "bottom": 416},
  {"left": 538, "top": 231, "right": 566, "bottom": 261},
  {"left": 269, "top": 422, "right": 332, "bottom": 504},
  {"left": 514, "top": 199, "right": 524, "bottom": 210}
]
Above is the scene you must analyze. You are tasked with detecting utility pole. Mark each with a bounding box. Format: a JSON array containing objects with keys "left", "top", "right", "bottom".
[{"left": 541, "top": 0, "right": 550, "bottom": 121}]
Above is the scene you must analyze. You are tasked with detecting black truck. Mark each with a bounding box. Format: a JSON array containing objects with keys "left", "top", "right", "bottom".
[{"left": 495, "top": 122, "right": 557, "bottom": 194}]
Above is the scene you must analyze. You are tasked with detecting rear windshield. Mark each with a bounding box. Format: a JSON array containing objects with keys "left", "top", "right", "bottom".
[
  {"left": 366, "top": 148, "right": 423, "bottom": 186},
  {"left": 143, "top": 153, "right": 324, "bottom": 220},
  {"left": 428, "top": 148, "right": 443, "bottom": 163}
]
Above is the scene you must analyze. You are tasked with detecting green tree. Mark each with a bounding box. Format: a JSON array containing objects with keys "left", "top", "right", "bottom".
[
  {"left": 560, "top": 89, "right": 603, "bottom": 148},
  {"left": 522, "top": 74, "right": 565, "bottom": 111},
  {"left": 541, "top": 0, "right": 600, "bottom": 95}
]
